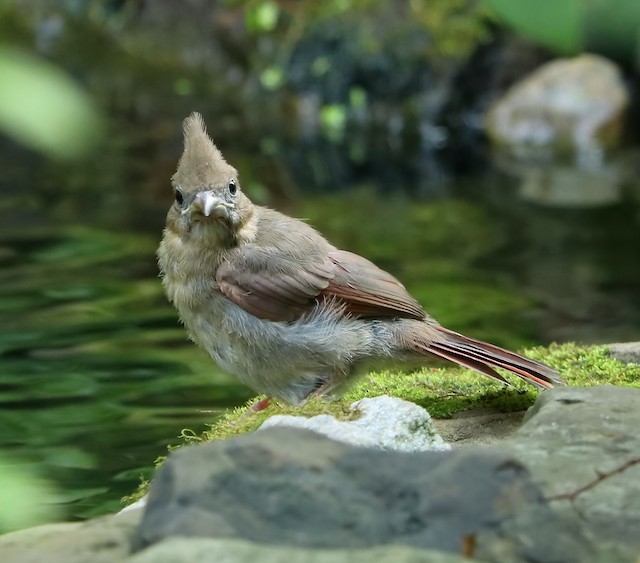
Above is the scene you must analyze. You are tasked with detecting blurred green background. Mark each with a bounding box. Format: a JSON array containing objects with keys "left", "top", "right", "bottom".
[{"left": 1, "top": 0, "right": 639, "bottom": 531}]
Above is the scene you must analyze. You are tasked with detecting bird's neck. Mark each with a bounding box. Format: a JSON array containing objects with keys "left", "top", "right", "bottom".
[
  {"left": 158, "top": 200, "right": 259, "bottom": 308},
  {"left": 233, "top": 201, "right": 258, "bottom": 246},
  {"left": 157, "top": 227, "right": 226, "bottom": 307}
]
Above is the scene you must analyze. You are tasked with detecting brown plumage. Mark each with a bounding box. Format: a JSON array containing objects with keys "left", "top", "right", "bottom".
[{"left": 157, "top": 112, "right": 561, "bottom": 405}]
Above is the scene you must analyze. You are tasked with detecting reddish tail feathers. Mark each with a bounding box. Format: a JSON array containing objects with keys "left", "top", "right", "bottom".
[{"left": 414, "top": 327, "right": 561, "bottom": 389}]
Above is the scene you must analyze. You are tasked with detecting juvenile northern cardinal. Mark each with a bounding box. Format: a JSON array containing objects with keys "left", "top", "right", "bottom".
[{"left": 158, "top": 113, "right": 561, "bottom": 404}]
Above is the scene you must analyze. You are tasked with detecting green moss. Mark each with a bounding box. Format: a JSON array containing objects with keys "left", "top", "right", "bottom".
[
  {"left": 523, "top": 342, "right": 640, "bottom": 387},
  {"left": 125, "top": 342, "right": 640, "bottom": 504}
]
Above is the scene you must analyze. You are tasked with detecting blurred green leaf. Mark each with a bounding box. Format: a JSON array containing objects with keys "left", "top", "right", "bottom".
[
  {"left": 349, "top": 87, "right": 367, "bottom": 110},
  {"left": 319, "top": 104, "right": 347, "bottom": 143},
  {"left": 260, "top": 66, "right": 283, "bottom": 90},
  {"left": 0, "top": 455, "right": 61, "bottom": 532},
  {"left": 0, "top": 47, "right": 103, "bottom": 159},
  {"left": 246, "top": 1, "right": 279, "bottom": 33},
  {"left": 583, "top": 0, "right": 640, "bottom": 62},
  {"left": 173, "top": 77, "right": 193, "bottom": 96},
  {"left": 485, "top": 0, "right": 582, "bottom": 54},
  {"left": 311, "top": 56, "right": 331, "bottom": 77}
]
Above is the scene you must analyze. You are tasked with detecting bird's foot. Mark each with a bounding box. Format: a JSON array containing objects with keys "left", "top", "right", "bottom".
[{"left": 250, "top": 397, "right": 272, "bottom": 412}]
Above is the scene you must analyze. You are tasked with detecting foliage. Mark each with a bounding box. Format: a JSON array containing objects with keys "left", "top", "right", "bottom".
[
  {"left": 484, "top": 0, "right": 581, "bottom": 54},
  {"left": 225, "top": 0, "right": 489, "bottom": 56},
  {"left": 485, "top": 0, "right": 640, "bottom": 62},
  {"left": 0, "top": 454, "right": 61, "bottom": 533},
  {"left": 0, "top": 47, "right": 103, "bottom": 159}
]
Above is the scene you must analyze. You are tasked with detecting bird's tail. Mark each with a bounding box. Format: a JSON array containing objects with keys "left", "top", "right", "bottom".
[{"left": 412, "top": 326, "right": 561, "bottom": 389}]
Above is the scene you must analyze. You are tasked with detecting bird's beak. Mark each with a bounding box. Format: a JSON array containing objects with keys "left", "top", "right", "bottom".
[{"left": 191, "top": 191, "right": 230, "bottom": 220}]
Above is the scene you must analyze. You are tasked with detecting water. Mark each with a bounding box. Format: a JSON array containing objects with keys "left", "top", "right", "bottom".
[{"left": 1, "top": 135, "right": 639, "bottom": 523}]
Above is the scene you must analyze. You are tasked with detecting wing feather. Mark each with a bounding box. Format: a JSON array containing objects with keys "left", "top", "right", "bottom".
[
  {"left": 216, "top": 246, "right": 425, "bottom": 322},
  {"left": 323, "top": 250, "right": 425, "bottom": 320}
]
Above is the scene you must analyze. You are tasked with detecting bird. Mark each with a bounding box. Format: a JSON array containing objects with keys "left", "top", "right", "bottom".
[{"left": 157, "top": 112, "right": 561, "bottom": 405}]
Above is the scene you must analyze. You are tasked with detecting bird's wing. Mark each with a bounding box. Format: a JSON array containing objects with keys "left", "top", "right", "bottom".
[
  {"left": 324, "top": 249, "right": 425, "bottom": 320},
  {"left": 217, "top": 246, "right": 425, "bottom": 322},
  {"left": 216, "top": 246, "right": 335, "bottom": 322}
]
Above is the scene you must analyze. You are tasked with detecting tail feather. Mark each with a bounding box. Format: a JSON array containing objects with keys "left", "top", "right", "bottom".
[
  {"left": 427, "top": 342, "right": 510, "bottom": 385},
  {"left": 413, "top": 327, "right": 561, "bottom": 389}
]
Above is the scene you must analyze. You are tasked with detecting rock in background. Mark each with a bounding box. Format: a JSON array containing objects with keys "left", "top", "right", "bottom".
[
  {"left": 486, "top": 54, "right": 629, "bottom": 158},
  {"left": 484, "top": 54, "right": 634, "bottom": 209},
  {"left": 609, "top": 342, "right": 640, "bottom": 365}
]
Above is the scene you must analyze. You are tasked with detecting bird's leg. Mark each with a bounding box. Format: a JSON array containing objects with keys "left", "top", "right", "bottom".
[
  {"left": 307, "top": 378, "right": 341, "bottom": 401},
  {"left": 250, "top": 396, "right": 272, "bottom": 412}
]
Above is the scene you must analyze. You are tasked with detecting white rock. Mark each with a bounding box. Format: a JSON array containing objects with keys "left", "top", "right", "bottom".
[
  {"left": 260, "top": 395, "right": 450, "bottom": 452},
  {"left": 119, "top": 495, "right": 147, "bottom": 514}
]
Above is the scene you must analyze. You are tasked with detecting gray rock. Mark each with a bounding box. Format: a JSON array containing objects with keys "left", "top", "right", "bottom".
[
  {"left": 132, "top": 427, "right": 598, "bottom": 562},
  {"left": 0, "top": 510, "right": 472, "bottom": 563},
  {"left": 8, "top": 385, "right": 640, "bottom": 563},
  {"left": 504, "top": 385, "right": 640, "bottom": 557},
  {"left": 260, "top": 395, "right": 450, "bottom": 452},
  {"left": 608, "top": 342, "right": 640, "bottom": 364},
  {"left": 486, "top": 54, "right": 628, "bottom": 158},
  {"left": 433, "top": 409, "right": 525, "bottom": 447},
  {"left": 129, "top": 538, "right": 472, "bottom": 563},
  {"left": 0, "top": 509, "right": 141, "bottom": 563}
]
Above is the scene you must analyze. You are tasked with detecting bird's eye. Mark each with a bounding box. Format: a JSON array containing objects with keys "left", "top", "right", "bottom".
[
  {"left": 174, "top": 188, "right": 184, "bottom": 206},
  {"left": 228, "top": 180, "right": 237, "bottom": 196}
]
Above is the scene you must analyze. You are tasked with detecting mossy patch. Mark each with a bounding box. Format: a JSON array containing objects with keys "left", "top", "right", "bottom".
[{"left": 124, "top": 342, "right": 640, "bottom": 504}]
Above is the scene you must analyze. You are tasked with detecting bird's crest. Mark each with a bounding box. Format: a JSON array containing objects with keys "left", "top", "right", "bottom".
[{"left": 172, "top": 112, "right": 233, "bottom": 188}]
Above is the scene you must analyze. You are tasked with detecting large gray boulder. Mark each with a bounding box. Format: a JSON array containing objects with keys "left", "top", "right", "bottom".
[
  {"left": 503, "top": 385, "right": 640, "bottom": 555},
  {"left": 131, "top": 427, "right": 599, "bottom": 562}
]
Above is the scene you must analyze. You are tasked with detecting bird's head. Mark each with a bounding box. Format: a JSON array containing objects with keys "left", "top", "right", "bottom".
[{"left": 166, "top": 112, "right": 255, "bottom": 247}]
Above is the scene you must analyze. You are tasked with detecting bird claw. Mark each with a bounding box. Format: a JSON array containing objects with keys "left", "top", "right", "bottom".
[{"left": 250, "top": 397, "right": 272, "bottom": 412}]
